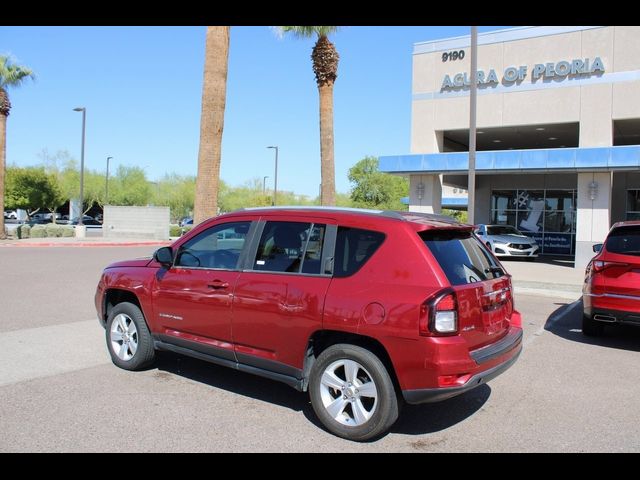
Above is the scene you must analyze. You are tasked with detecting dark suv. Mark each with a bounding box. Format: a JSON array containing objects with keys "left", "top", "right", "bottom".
[{"left": 95, "top": 207, "right": 523, "bottom": 441}]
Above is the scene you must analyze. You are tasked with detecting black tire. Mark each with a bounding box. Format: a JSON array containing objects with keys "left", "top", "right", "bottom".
[
  {"left": 308, "top": 344, "right": 399, "bottom": 442},
  {"left": 105, "top": 301, "right": 156, "bottom": 370},
  {"left": 582, "top": 313, "right": 604, "bottom": 337}
]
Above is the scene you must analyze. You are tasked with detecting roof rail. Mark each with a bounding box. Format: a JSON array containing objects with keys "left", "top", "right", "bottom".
[
  {"left": 233, "top": 206, "right": 463, "bottom": 225},
  {"left": 239, "top": 205, "right": 405, "bottom": 219}
]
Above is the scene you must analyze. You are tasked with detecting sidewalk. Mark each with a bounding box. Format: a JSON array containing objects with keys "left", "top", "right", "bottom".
[
  {"left": 501, "top": 257, "right": 584, "bottom": 300},
  {"left": 0, "top": 236, "right": 173, "bottom": 248}
]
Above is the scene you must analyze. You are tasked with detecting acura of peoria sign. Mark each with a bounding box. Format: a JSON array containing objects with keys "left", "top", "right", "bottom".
[{"left": 441, "top": 57, "right": 605, "bottom": 91}]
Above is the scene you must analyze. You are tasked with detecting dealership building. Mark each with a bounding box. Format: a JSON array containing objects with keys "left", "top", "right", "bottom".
[{"left": 380, "top": 26, "right": 640, "bottom": 268}]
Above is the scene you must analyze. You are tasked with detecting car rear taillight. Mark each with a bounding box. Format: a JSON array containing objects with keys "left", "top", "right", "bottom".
[
  {"left": 592, "top": 260, "right": 628, "bottom": 273},
  {"left": 420, "top": 289, "right": 458, "bottom": 336}
]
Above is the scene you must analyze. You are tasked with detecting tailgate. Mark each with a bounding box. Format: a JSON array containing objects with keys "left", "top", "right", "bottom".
[
  {"left": 453, "top": 276, "right": 513, "bottom": 350},
  {"left": 419, "top": 227, "right": 514, "bottom": 350}
]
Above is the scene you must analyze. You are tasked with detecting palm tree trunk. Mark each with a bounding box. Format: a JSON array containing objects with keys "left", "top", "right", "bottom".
[
  {"left": 318, "top": 83, "right": 336, "bottom": 206},
  {"left": 0, "top": 112, "right": 6, "bottom": 239},
  {"left": 194, "top": 26, "right": 230, "bottom": 225}
]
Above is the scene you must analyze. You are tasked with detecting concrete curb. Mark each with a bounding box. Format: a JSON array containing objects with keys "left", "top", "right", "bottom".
[{"left": 513, "top": 286, "right": 582, "bottom": 300}]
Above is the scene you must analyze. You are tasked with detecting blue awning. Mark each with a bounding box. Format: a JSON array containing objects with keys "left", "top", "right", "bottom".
[
  {"left": 380, "top": 145, "right": 640, "bottom": 174},
  {"left": 400, "top": 196, "right": 468, "bottom": 208}
]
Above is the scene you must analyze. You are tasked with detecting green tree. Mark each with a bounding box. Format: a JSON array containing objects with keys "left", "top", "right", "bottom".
[
  {"left": 194, "top": 26, "right": 230, "bottom": 225},
  {"left": 153, "top": 173, "right": 196, "bottom": 222},
  {"left": 276, "top": 26, "right": 340, "bottom": 207},
  {"left": 1, "top": 56, "right": 34, "bottom": 238},
  {"left": 219, "top": 178, "right": 274, "bottom": 213},
  {"left": 348, "top": 156, "right": 408, "bottom": 210},
  {"left": 5, "top": 166, "right": 64, "bottom": 219},
  {"left": 442, "top": 209, "right": 468, "bottom": 224},
  {"left": 49, "top": 154, "right": 106, "bottom": 214},
  {"left": 107, "top": 165, "right": 151, "bottom": 206}
]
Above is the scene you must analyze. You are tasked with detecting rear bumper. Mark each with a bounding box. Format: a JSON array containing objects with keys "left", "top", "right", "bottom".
[
  {"left": 583, "top": 300, "right": 640, "bottom": 328},
  {"left": 402, "top": 327, "right": 523, "bottom": 405},
  {"left": 403, "top": 347, "right": 522, "bottom": 404}
]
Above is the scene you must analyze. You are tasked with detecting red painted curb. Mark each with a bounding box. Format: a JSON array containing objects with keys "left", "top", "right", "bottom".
[{"left": 0, "top": 241, "right": 171, "bottom": 248}]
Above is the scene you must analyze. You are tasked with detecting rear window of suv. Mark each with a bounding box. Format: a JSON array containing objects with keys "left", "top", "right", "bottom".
[
  {"left": 420, "top": 230, "right": 503, "bottom": 285},
  {"left": 606, "top": 225, "right": 640, "bottom": 256}
]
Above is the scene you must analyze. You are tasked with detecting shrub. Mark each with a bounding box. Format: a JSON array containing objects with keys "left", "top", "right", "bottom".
[
  {"left": 61, "top": 227, "right": 75, "bottom": 237},
  {"left": 169, "top": 225, "right": 182, "bottom": 237},
  {"left": 30, "top": 225, "right": 47, "bottom": 238},
  {"left": 16, "top": 224, "right": 31, "bottom": 239},
  {"left": 45, "top": 224, "right": 63, "bottom": 237}
]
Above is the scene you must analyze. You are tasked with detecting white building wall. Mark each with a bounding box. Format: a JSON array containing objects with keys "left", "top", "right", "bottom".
[
  {"left": 575, "top": 172, "right": 612, "bottom": 268},
  {"left": 104, "top": 206, "right": 170, "bottom": 240},
  {"left": 407, "top": 26, "right": 640, "bottom": 266}
]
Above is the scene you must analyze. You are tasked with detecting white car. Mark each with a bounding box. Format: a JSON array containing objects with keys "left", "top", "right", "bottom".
[
  {"left": 4, "top": 210, "right": 17, "bottom": 219},
  {"left": 475, "top": 224, "right": 539, "bottom": 260}
]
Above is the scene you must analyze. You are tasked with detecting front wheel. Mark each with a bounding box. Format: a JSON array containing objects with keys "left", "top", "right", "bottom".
[
  {"left": 106, "top": 302, "right": 156, "bottom": 370},
  {"left": 308, "top": 344, "right": 399, "bottom": 441}
]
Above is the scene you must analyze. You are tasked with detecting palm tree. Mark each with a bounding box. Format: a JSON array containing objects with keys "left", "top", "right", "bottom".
[
  {"left": 193, "top": 26, "right": 230, "bottom": 225},
  {"left": 277, "top": 26, "right": 340, "bottom": 206},
  {"left": 0, "top": 56, "right": 34, "bottom": 239}
]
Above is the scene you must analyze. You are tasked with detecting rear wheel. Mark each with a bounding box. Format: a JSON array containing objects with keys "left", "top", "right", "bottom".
[
  {"left": 106, "top": 302, "right": 156, "bottom": 370},
  {"left": 309, "top": 344, "right": 399, "bottom": 441},
  {"left": 582, "top": 313, "right": 604, "bottom": 337}
]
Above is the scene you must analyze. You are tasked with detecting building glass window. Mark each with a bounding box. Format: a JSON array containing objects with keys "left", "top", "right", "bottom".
[
  {"left": 626, "top": 190, "right": 640, "bottom": 220},
  {"left": 490, "top": 189, "right": 576, "bottom": 255}
]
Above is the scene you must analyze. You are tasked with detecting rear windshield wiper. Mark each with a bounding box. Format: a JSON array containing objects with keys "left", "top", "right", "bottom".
[{"left": 485, "top": 266, "right": 504, "bottom": 275}]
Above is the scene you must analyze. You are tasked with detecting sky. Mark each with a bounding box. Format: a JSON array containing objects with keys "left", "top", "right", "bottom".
[{"left": 1, "top": 26, "right": 510, "bottom": 198}]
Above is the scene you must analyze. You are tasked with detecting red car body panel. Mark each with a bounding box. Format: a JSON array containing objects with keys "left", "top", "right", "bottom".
[
  {"left": 583, "top": 220, "right": 640, "bottom": 323},
  {"left": 96, "top": 207, "right": 523, "bottom": 402}
]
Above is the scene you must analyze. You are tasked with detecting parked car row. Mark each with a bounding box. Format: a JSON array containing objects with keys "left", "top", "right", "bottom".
[{"left": 4, "top": 210, "right": 104, "bottom": 225}]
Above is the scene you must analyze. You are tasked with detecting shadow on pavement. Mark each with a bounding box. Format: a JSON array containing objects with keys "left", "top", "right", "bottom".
[
  {"left": 544, "top": 299, "right": 640, "bottom": 352},
  {"left": 155, "top": 350, "right": 490, "bottom": 439},
  {"left": 391, "top": 385, "right": 490, "bottom": 436}
]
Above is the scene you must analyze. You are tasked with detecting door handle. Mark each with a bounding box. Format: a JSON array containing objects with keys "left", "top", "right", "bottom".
[{"left": 207, "top": 280, "right": 229, "bottom": 290}]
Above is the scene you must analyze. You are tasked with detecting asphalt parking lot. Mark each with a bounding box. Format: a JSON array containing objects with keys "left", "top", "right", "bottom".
[{"left": 0, "top": 246, "right": 638, "bottom": 452}]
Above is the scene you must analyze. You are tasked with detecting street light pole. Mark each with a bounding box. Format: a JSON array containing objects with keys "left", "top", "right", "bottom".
[
  {"left": 106, "top": 156, "right": 113, "bottom": 205},
  {"left": 263, "top": 175, "right": 269, "bottom": 196},
  {"left": 468, "top": 26, "right": 478, "bottom": 226},
  {"left": 267, "top": 146, "right": 278, "bottom": 206},
  {"left": 73, "top": 107, "right": 86, "bottom": 226}
]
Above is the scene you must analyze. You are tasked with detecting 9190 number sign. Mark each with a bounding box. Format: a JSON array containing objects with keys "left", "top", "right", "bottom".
[{"left": 442, "top": 50, "right": 465, "bottom": 62}]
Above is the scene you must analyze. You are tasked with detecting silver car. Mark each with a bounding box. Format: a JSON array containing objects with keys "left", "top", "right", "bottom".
[{"left": 475, "top": 224, "right": 539, "bottom": 260}]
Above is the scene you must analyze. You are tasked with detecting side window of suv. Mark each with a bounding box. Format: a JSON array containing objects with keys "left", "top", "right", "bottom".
[
  {"left": 253, "top": 221, "right": 327, "bottom": 274},
  {"left": 334, "top": 227, "right": 385, "bottom": 278},
  {"left": 174, "top": 221, "right": 251, "bottom": 270}
]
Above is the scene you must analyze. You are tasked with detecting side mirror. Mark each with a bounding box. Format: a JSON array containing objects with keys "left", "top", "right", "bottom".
[
  {"left": 154, "top": 247, "right": 174, "bottom": 267},
  {"left": 592, "top": 243, "right": 603, "bottom": 253}
]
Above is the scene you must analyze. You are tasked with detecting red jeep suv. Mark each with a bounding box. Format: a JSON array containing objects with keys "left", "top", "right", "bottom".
[
  {"left": 583, "top": 220, "right": 640, "bottom": 336},
  {"left": 95, "top": 207, "right": 523, "bottom": 441}
]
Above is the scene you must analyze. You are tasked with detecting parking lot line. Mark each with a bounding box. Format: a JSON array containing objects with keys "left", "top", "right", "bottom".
[{"left": 0, "top": 320, "right": 110, "bottom": 387}]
